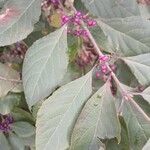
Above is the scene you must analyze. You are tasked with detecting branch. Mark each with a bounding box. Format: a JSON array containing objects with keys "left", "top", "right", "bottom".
[
  {"left": 67, "top": 0, "right": 150, "bottom": 120},
  {"left": 0, "top": 75, "right": 22, "bottom": 83}
]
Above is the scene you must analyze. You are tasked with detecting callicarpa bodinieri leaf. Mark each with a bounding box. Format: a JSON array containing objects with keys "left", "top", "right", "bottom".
[
  {"left": 36, "top": 70, "right": 93, "bottom": 150},
  {"left": 81, "top": 0, "right": 140, "bottom": 18},
  {"left": 23, "top": 25, "right": 68, "bottom": 108},
  {"left": 11, "top": 121, "right": 35, "bottom": 138},
  {"left": 0, "top": 132, "right": 11, "bottom": 150},
  {"left": 122, "top": 99, "right": 150, "bottom": 150},
  {"left": 81, "top": 0, "right": 150, "bottom": 19},
  {"left": 122, "top": 53, "right": 150, "bottom": 86},
  {"left": 0, "top": 0, "right": 42, "bottom": 46},
  {"left": 8, "top": 133, "right": 25, "bottom": 150},
  {"left": 0, "top": 94, "right": 20, "bottom": 115},
  {"left": 70, "top": 80, "right": 121, "bottom": 150},
  {"left": 96, "top": 17, "right": 150, "bottom": 56}
]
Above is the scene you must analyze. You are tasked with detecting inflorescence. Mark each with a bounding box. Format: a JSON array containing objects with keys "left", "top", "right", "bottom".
[
  {"left": 0, "top": 114, "right": 14, "bottom": 133},
  {"left": 61, "top": 11, "right": 97, "bottom": 38},
  {"left": 96, "top": 55, "right": 117, "bottom": 81}
]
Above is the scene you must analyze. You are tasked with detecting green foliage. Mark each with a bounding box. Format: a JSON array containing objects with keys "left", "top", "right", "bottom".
[
  {"left": 0, "top": 0, "right": 42, "bottom": 46},
  {"left": 0, "top": 0, "right": 150, "bottom": 149},
  {"left": 70, "top": 81, "right": 121, "bottom": 150},
  {"left": 36, "top": 71, "right": 92, "bottom": 150},
  {"left": 122, "top": 53, "right": 150, "bottom": 85},
  {"left": 23, "top": 25, "right": 68, "bottom": 108}
]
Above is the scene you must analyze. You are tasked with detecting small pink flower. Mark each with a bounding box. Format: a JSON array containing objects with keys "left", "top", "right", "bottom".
[
  {"left": 99, "top": 55, "right": 109, "bottom": 62},
  {"left": 96, "top": 72, "right": 101, "bottom": 78},
  {"left": 75, "top": 11, "right": 82, "bottom": 18},
  {"left": 87, "top": 20, "right": 97, "bottom": 27},
  {"left": 61, "top": 15, "right": 70, "bottom": 25}
]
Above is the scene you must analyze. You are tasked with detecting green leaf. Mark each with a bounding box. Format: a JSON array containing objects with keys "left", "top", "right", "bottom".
[
  {"left": 0, "top": 93, "right": 20, "bottom": 114},
  {"left": 12, "top": 121, "right": 35, "bottom": 138},
  {"left": 82, "top": 0, "right": 150, "bottom": 20},
  {"left": 70, "top": 81, "right": 121, "bottom": 150},
  {"left": 116, "top": 60, "right": 136, "bottom": 86},
  {"left": 0, "top": 133, "right": 10, "bottom": 150},
  {"left": 36, "top": 71, "right": 93, "bottom": 150},
  {"left": 122, "top": 99, "right": 150, "bottom": 150},
  {"left": 23, "top": 26, "right": 69, "bottom": 108},
  {"left": 134, "top": 96, "right": 150, "bottom": 117},
  {"left": 81, "top": 0, "right": 140, "bottom": 18},
  {"left": 140, "top": 86, "right": 150, "bottom": 104},
  {"left": 0, "top": 63, "right": 22, "bottom": 97},
  {"left": 0, "top": 0, "right": 41, "bottom": 46},
  {"left": 105, "top": 117, "right": 130, "bottom": 150},
  {"left": 143, "top": 139, "right": 150, "bottom": 150},
  {"left": 21, "top": 135, "right": 35, "bottom": 147},
  {"left": 122, "top": 53, "right": 150, "bottom": 85},
  {"left": 8, "top": 133, "right": 24, "bottom": 150},
  {"left": 12, "top": 107, "right": 35, "bottom": 123},
  {"left": 97, "top": 17, "right": 150, "bottom": 56}
]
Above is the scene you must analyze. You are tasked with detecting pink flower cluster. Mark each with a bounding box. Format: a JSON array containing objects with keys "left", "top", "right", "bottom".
[
  {"left": 99, "top": 55, "right": 110, "bottom": 73},
  {"left": 95, "top": 55, "right": 109, "bottom": 78},
  {"left": 0, "top": 114, "right": 14, "bottom": 133},
  {"left": 61, "top": 11, "right": 97, "bottom": 37},
  {"left": 95, "top": 55, "right": 117, "bottom": 81}
]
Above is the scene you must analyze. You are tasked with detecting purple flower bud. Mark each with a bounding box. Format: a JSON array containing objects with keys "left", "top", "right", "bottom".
[
  {"left": 5, "top": 116, "right": 14, "bottom": 124},
  {"left": 61, "top": 15, "right": 70, "bottom": 25},
  {"left": 92, "top": 20, "right": 97, "bottom": 26},
  {"left": 87, "top": 20, "right": 97, "bottom": 27},
  {"left": 101, "top": 64, "right": 109, "bottom": 74},
  {"left": 0, "top": 114, "right": 14, "bottom": 133},
  {"left": 82, "top": 15, "right": 88, "bottom": 20},
  {"left": 74, "top": 17, "right": 81, "bottom": 25},
  {"left": 82, "top": 30, "right": 88, "bottom": 37},
  {"left": 96, "top": 72, "right": 101, "bottom": 78},
  {"left": 99, "top": 55, "right": 109, "bottom": 62},
  {"left": 101, "top": 65, "right": 107, "bottom": 70},
  {"left": 109, "top": 64, "right": 117, "bottom": 72},
  {"left": 75, "top": 11, "right": 83, "bottom": 19},
  {"left": 74, "top": 30, "right": 82, "bottom": 36}
]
